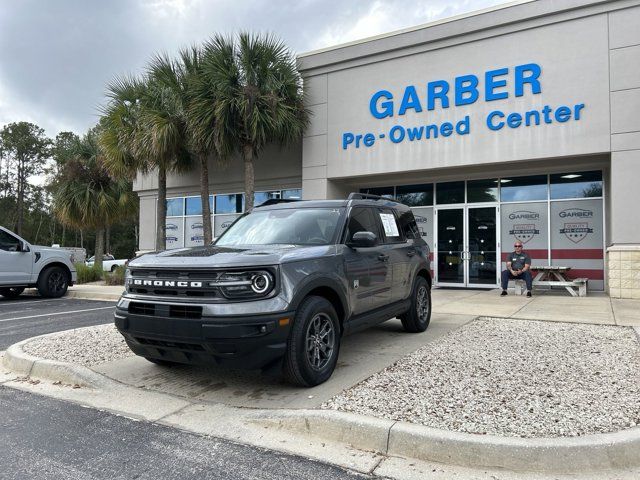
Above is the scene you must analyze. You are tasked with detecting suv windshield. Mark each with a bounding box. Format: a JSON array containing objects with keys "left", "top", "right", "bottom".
[{"left": 215, "top": 208, "right": 343, "bottom": 246}]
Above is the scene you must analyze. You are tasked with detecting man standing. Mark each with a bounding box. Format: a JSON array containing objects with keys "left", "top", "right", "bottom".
[{"left": 501, "top": 242, "right": 533, "bottom": 297}]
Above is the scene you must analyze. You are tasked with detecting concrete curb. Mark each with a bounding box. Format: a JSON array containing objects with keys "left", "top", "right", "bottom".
[
  {"left": 65, "top": 290, "right": 122, "bottom": 302},
  {"left": 251, "top": 409, "right": 640, "bottom": 473},
  {"left": 3, "top": 335, "right": 117, "bottom": 389},
  {"left": 4, "top": 333, "right": 640, "bottom": 474}
]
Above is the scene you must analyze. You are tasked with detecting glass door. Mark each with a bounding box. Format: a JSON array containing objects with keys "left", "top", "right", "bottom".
[
  {"left": 436, "top": 208, "right": 465, "bottom": 285},
  {"left": 467, "top": 206, "right": 498, "bottom": 287},
  {"left": 435, "top": 206, "right": 499, "bottom": 287}
]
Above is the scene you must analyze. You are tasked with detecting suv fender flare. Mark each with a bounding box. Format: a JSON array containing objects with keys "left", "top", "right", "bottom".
[{"left": 289, "top": 276, "right": 349, "bottom": 327}]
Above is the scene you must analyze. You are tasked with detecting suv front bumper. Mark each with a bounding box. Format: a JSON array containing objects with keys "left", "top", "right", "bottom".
[{"left": 114, "top": 305, "right": 294, "bottom": 370}]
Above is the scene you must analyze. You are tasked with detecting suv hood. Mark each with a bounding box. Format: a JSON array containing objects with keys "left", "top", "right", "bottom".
[{"left": 128, "top": 244, "right": 336, "bottom": 269}]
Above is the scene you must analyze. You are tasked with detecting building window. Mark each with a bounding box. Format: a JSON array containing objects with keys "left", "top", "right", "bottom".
[
  {"left": 500, "top": 175, "right": 547, "bottom": 202},
  {"left": 282, "top": 188, "right": 302, "bottom": 199},
  {"left": 166, "top": 198, "right": 184, "bottom": 216},
  {"left": 436, "top": 181, "right": 465, "bottom": 204},
  {"left": 550, "top": 171, "right": 602, "bottom": 199},
  {"left": 254, "top": 191, "right": 280, "bottom": 207},
  {"left": 360, "top": 186, "right": 394, "bottom": 198},
  {"left": 396, "top": 184, "right": 433, "bottom": 206},
  {"left": 467, "top": 179, "right": 498, "bottom": 203},
  {"left": 215, "top": 193, "right": 243, "bottom": 214}
]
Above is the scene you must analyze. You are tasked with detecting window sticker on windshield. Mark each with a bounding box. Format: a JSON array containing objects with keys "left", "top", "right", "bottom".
[{"left": 379, "top": 213, "right": 399, "bottom": 237}]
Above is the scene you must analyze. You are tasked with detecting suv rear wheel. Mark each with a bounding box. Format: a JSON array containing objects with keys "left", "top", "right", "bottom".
[
  {"left": 284, "top": 296, "right": 340, "bottom": 387},
  {"left": 0, "top": 287, "right": 25, "bottom": 299},
  {"left": 400, "top": 276, "right": 431, "bottom": 332},
  {"left": 37, "top": 266, "right": 69, "bottom": 298}
]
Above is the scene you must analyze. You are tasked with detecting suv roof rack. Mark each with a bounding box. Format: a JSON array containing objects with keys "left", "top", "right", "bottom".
[
  {"left": 347, "top": 192, "right": 401, "bottom": 203},
  {"left": 255, "top": 198, "right": 301, "bottom": 207}
]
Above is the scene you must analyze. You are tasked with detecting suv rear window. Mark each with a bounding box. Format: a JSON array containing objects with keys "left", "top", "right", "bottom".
[{"left": 397, "top": 209, "right": 421, "bottom": 239}]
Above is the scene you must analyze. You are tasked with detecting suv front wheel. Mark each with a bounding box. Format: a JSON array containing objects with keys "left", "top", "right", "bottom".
[
  {"left": 400, "top": 276, "right": 431, "bottom": 332},
  {"left": 283, "top": 296, "right": 340, "bottom": 387}
]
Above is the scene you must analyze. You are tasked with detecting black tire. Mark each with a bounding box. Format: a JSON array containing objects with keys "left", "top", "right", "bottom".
[
  {"left": 36, "top": 266, "right": 69, "bottom": 298},
  {"left": 400, "top": 276, "right": 431, "bottom": 333},
  {"left": 283, "top": 296, "right": 341, "bottom": 387},
  {"left": 0, "top": 287, "right": 25, "bottom": 299},
  {"left": 110, "top": 265, "right": 117, "bottom": 272},
  {"left": 145, "top": 357, "right": 178, "bottom": 367}
]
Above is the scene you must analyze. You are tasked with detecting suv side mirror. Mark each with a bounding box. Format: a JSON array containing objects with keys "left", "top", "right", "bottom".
[
  {"left": 21, "top": 242, "right": 30, "bottom": 253},
  {"left": 349, "top": 231, "right": 378, "bottom": 248}
]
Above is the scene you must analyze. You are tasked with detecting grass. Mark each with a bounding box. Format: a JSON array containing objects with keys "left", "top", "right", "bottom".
[
  {"left": 74, "top": 263, "right": 103, "bottom": 284},
  {"left": 104, "top": 265, "right": 126, "bottom": 286}
]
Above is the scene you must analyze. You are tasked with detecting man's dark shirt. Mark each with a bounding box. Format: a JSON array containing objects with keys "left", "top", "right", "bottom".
[{"left": 508, "top": 251, "right": 531, "bottom": 270}]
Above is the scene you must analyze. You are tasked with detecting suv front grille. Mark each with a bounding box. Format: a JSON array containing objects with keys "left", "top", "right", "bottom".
[
  {"left": 127, "top": 269, "right": 222, "bottom": 299},
  {"left": 128, "top": 302, "right": 203, "bottom": 319}
]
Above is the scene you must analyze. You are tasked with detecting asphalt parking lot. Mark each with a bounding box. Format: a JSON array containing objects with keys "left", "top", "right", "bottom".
[{"left": 0, "top": 294, "right": 115, "bottom": 350}]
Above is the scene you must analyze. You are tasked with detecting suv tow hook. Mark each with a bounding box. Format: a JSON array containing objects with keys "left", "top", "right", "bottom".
[{"left": 378, "top": 254, "right": 389, "bottom": 262}]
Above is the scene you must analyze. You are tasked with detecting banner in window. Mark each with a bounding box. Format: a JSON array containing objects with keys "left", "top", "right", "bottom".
[
  {"left": 500, "top": 202, "right": 548, "bottom": 262},
  {"left": 185, "top": 216, "right": 205, "bottom": 247},
  {"left": 165, "top": 218, "right": 184, "bottom": 249},
  {"left": 550, "top": 199, "right": 604, "bottom": 290}
]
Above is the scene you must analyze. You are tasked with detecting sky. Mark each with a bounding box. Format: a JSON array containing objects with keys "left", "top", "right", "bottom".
[{"left": 0, "top": 0, "right": 514, "bottom": 138}]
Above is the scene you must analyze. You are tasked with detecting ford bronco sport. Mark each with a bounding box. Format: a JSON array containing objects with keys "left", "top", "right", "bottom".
[{"left": 115, "top": 193, "right": 432, "bottom": 386}]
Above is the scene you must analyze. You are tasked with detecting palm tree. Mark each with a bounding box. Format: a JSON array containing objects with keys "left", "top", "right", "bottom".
[
  {"left": 194, "top": 32, "right": 309, "bottom": 211},
  {"left": 100, "top": 73, "right": 191, "bottom": 250},
  {"left": 53, "top": 128, "right": 137, "bottom": 270},
  {"left": 147, "top": 49, "right": 214, "bottom": 244}
]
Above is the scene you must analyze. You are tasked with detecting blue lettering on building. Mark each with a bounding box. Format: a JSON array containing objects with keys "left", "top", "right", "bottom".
[{"left": 343, "top": 63, "right": 585, "bottom": 151}]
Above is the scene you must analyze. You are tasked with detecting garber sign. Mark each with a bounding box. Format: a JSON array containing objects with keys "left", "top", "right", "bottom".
[{"left": 342, "top": 63, "right": 585, "bottom": 150}]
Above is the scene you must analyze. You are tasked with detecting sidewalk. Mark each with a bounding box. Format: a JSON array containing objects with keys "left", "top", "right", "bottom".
[
  {"left": 66, "top": 283, "right": 123, "bottom": 302},
  {"left": 432, "top": 288, "right": 639, "bottom": 326}
]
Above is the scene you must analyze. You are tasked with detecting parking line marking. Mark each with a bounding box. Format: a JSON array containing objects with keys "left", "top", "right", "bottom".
[
  {"left": 0, "top": 306, "right": 116, "bottom": 323},
  {"left": 0, "top": 299, "right": 67, "bottom": 307}
]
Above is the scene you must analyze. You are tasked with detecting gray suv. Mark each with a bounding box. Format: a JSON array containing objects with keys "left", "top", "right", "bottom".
[{"left": 115, "top": 194, "right": 432, "bottom": 386}]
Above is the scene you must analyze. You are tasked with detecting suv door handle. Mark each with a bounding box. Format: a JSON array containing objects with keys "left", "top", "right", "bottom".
[
  {"left": 406, "top": 249, "right": 416, "bottom": 257},
  {"left": 378, "top": 254, "right": 389, "bottom": 262}
]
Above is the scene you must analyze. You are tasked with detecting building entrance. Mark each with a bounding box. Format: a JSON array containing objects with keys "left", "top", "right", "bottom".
[{"left": 435, "top": 205, "right": 499, "bottom": 288}]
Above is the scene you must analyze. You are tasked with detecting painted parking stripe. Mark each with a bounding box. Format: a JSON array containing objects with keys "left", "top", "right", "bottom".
[
  {"left": 0, "top": 306, "right": 116, "bottom": 323},
  {"left": 0, "top": 299, "right": 67, "bottom": 307}
]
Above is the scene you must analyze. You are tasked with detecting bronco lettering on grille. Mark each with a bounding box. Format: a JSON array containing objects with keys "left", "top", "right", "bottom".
[{"left": 131, "top": 279, "right": 203, "bottom": 288}]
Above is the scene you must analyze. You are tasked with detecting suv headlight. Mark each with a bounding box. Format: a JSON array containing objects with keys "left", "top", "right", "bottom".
[{"left": 214, "top": 270, "right": 275, "bottom": 299}]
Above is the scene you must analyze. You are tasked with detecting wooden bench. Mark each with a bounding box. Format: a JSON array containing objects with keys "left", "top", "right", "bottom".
[{"left": 513, "top": 267, "right": 588, "bottom": 297}]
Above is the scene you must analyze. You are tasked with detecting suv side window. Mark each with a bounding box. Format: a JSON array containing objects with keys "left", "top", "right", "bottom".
[
  {"left": 378, "top": 208, "right": 403, "bottom": 243},
  {"left": 398, "top": 209, "right": 420, "bottom": 239},
  {"left": 345, "top": 207, "right": 380, "bottom": 242},
  {"left": 0, "top": 230, "right": 21, "bottom": 252}
]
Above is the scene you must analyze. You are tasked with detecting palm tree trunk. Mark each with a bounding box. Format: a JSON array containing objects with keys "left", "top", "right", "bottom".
[
  {"left": 199, "top": 154, "right": 212, "bottom": 243},
  {"left": 95, "top": 227, "right": 105, "bottom": 272},
  {"left": 156, "top": 164, "right": 167, "bottom": 250},
  {"left": 243, "top": 146, "right": 255, "bottom": 212},
  {"left": 106, "top": 225, "right": 111, "bottom": 255}
]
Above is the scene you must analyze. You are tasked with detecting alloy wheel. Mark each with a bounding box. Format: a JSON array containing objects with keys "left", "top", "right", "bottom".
[{"left": 305, "top": 313, "right": 335, "bottom": 371}]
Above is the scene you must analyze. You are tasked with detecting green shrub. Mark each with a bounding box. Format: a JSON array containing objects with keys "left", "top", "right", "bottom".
[
  {"left": 105, "top": 265, "right": 126, "bottom": 286},
  {"left": 75, "top": 263, "right": 103, "bottom": 284}
]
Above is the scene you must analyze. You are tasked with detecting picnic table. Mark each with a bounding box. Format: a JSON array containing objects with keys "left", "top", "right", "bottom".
[{"left": 514, "top": 266, "right": 588, "bottom": 297}]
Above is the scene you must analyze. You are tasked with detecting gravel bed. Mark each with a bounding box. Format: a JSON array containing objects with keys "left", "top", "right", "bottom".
[
  {"left": 322, "top": 318, "right": 640, "bottom": 438},
  {"left": 23, "top": 324, "right": 134, "bottom": 367}
]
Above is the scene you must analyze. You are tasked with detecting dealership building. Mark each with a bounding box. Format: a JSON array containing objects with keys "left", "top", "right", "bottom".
[{"left": 134, "top": 0, "right": 640, "bottom": 298}]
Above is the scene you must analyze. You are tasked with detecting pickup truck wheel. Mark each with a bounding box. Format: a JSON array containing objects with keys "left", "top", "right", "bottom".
[
  {"left": 37, "top": 266, "right": 69, "bottom": 298},
  {"left": 400, "top": 276, "right": 431, "bottom": 333},
  {"left": 110, "top": 265, "right": 117, "bottom": 272},
  {"left": 0, "top": 287, "right": 25, "bottom": 299},
  {"left": 283, "top": 296, "right": 340, "bottom": 387}
]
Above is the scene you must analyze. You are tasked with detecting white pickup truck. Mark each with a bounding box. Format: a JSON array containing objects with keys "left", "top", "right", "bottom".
[
  {"left": 0, "top": 226, "right": 77, "bottom": 299},
  {"left": 86, "top": 254, "right": 127, "bottom": 272}
]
